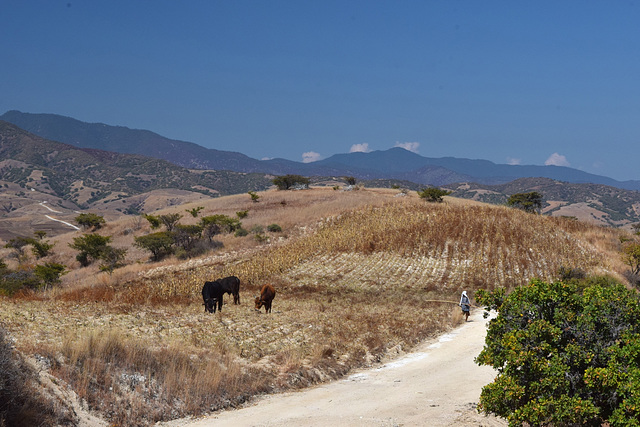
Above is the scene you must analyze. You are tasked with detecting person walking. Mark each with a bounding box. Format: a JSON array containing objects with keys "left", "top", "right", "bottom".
[{"left": 459, "top": 291, "right": 471, "bottom": 321}]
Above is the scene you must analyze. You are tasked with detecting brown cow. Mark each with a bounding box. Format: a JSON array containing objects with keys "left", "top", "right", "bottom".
[{"left": 254, "top": 284, "right": 276, "bottom": 313}]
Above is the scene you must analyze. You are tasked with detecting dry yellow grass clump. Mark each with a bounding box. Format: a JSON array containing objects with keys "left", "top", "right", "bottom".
[{"left": 0, "top": 187, "right": 631, "bottom": 426}]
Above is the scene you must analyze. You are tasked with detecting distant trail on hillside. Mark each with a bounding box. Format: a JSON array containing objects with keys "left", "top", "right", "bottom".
[
  {"left": 40, "top": 202, "right": 80, "bottom": 230},
  {"left": 44, "top": 215, "right": 80, "bottom": 230},
  {"left": 176, "top": 310, "right": 506, "bottom": 427}
]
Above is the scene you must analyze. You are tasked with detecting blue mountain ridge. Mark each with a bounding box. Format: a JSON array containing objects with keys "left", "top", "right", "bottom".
[{"left": 2, "top": 110, "right": 639, "bottom": 191}]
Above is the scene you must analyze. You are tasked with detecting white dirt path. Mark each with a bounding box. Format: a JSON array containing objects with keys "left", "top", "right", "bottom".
[{"left": 177, "top": 310, "right": 507, "bottom": 427}]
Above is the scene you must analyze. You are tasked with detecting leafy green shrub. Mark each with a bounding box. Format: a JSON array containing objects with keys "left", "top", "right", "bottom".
[
  {"left": 272, "top": 174, "right": 310, "bottom": 190},
  {"left": 159, "top": 213, "right": 183, "bottom": 232},
  {"left": 98, "top": 247, "right": 127, "bottom": 275},
  {"left": 267, "top": 224, "right": 282, "bottom": 232},
  {"left": 236, "top": 210, "right": 249, "bottom": 219},
  {"left": 172, "top": 224, "right": 203, "bottom": 258},
  {"left": 200, "top": 215, "right": 241, "bottom": 241},
  {"left": 234, "top": 228, "right": 249, "bottom": 237},
  {"left": 69, "top": 234, "right": 112, "bottom": 267},
  {"left": 75, "top": 213, "right": 106, "bottom": 230},
  {"left": 34, "top": 263, "right": 67, "bottom": 289},
  {"left": 622, "top": 242, "right": 640, "bottom": 275},
  {"left": 185, "top": 206, "right": 204, "bottom": 217},
  {"left": 0, "top": 269, "right": 40, "bottom": 295},
  {"left": 556, "top": 265, "right": 586, "bottom": 281},
  {"left": 506, "top": 191, "right": 543, "bottom": 214},
  {"left": 143, "top": 213, "right": 162, "bottom": 229},
  {"left": 248, "top": 191, "right": 260, "bottom": 202},
  {"left": 417, "top": 187, "right": 451, "bottom": 203},
  {"left": 476, "top": 277, "right": 640, "bottom": 426},
  {"left": 134, "top": 232, "right": 174, "bottom": 261}
]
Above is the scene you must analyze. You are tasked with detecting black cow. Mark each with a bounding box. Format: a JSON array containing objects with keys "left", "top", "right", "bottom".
[
  {"left": 218, "top": 276, "right": 241, "bottom": 305},
  {"left": 202, "top": 280, "right": 224, "bottom": 313}
]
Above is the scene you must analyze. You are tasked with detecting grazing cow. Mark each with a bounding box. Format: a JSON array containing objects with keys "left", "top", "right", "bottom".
[
  {"left": 255, "top": 284, "right": 276, "bottom": 313},
  {"left": 202, "top": 280, "right": 224, "bottom": 313},
  {"left": 218, "top": 275, "right": 241, "bottom": 305}
]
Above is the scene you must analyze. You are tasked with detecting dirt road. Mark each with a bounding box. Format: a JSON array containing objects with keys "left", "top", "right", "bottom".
[{"left": 177, "top": 310, "right": 507, "bottom": 427}]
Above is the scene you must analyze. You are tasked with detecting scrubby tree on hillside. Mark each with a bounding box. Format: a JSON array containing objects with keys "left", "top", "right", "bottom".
[
  {"left": 417, "top": 187, "right": 451, "bottom": 203},
  {"left": 185, "top": 206, "right": 204, "bottom": 218},
  {"left": 142, "top": 213, "right": 161, "bottom": 229},
  {"left": 5, "top": 233, "right": 55, "bottom": 260},
  {"left": 476, "top": 277, "right": 640, "bottom": 426},
  {"left": 622, "top": 241, "right": 640, "bottom": 275},
  {"left": 159, "top": 213, "right": 183, "bottom": 232},
  {"left": 272, "top": 174, "right": 310, "bottom": 190},
  {"left": 134, "top": 232, "right": 174, "bottom": 261},
  {"left": 200, "top": 214, "right": 241, "bottom": 242},
  {"left": 344, "top": 176, "right": 357, "bottom": 186},
  {"left": 4, "top": 238, "right": 30, "bottom": 262},
  {"left": 69, "top": 234, "right": 112, "bottom": 267},
  {"left": 248, "top": 191, "right": 260, "bottom": 202},
  {"left": 172, "top": 224, "right": 203, "bottom": 258},
  {"left": 29, "top": 232, "right": 54, "bottom": 259},
  {"left": 98, "top": 247, "right": 127, "bottom": 275},
  {"left": 34, "top": 262, "right": 67, "bottom": 289},
  {"left": 506, "top": 191, "right": 543, "bottom": 214},
  {"left": 75, "top": 213, "right": 106, "bottom": 231}
]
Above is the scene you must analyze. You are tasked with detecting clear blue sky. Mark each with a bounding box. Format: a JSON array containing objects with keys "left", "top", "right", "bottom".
[{"left": 2, "top": 1, "right": 639, "bottom": 181}]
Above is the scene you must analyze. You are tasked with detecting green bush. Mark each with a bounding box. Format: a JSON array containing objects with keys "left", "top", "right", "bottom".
[
  {"left": 34, "top": 263, "right": 67, "bottom": 289},
  {"left": 267, "top": 224, "right": 282, "bottom": 232},
  {"left": 272, "top": 174, "right": 310, "bottom": 190},
  {"left": 234, "top": 228, "right": 249, "bottom": 237},
  {"left": 75, "top": 213, "right": 106, "bottom": 230},
  {"left": 69, "top": 233, "right": 112, "bottom": 267},
  {"left": 0, "top": 269, "right": 41, "bottom": 296},
  {"left": 417, "top": 187, "right": 451, "bottom": 203},
  {"left": 134, "top": 232, "right": 175, "bottom": 261},
  {"left": 506, "top": 191, "right": 543, "bottom": 214},
  {"left": 476, "top": 277, "right": 640, "bottom": 426}
]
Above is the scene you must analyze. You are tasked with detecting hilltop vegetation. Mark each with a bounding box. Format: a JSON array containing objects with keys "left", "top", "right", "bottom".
[
  {"left": 448, "top": 177, "right": 640, "bottom": 228},
  {"left": 0, "top": 187, "right": 634, "bottom": 425}
]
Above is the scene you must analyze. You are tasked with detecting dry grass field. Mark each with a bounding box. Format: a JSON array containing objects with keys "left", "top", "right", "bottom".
[{"left": 0, "top": 187, "right": 633, "bottom": 426}]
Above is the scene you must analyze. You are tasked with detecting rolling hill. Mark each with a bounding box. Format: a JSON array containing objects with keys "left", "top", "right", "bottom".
[
  {"left": 0, "top": 121, "right": 274, "bottom": 239},
  {"left": 446, "top": 177, "right": 640, "bottom": 228}
]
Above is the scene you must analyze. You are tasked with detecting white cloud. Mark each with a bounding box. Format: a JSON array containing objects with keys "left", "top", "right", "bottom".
[
  {"left": 302, "top": 151, "right": 322, "bottom": 163},
  {"left": 394, "top": 141, "right": 420, "bottom": 153},
  {"left": 260, "top": 157, "right": 273, "bottom": 161},
  {"left": 545, "top": 153, "right": 570, "bottom": 167},
  {"left": 350, "top": 143, "right": 370, "bottom": 153},
  {"left": 506, "top": 157, "right": 521, "bottom": 165}
]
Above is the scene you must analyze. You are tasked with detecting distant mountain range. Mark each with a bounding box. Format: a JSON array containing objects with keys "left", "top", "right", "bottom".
[
  {"left": 3, "top": 110, "right": 639, "bottom": 191},
  {"left": 1, "top": 110, "right": 639, "bottom": 232},
  {"left": 0, "top": 120, "right": 273, "bottom": 213}
]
